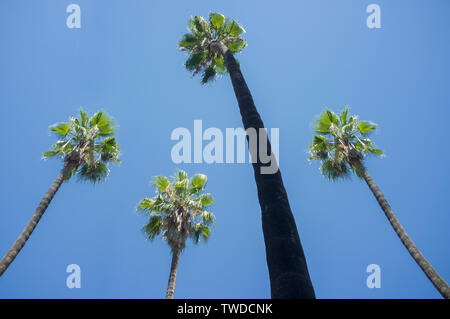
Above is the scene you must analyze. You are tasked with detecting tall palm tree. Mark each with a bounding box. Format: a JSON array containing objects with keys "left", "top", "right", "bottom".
[
  {"left": 137, "top": 170, "right": 215, "bottom": 299},
  {"left": 0, "top": 109, "right": 120, "bottom": 277},
  {"left": 308, "top": 107, "right": 450, "bottom": 299},
  {"left": 178, "top": 13, "right": 315, "bottom": 298}
]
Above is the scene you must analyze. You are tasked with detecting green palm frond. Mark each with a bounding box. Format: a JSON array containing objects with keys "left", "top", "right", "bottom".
[
  {"left": 308, "top": 135, "right": 331, "bottom": 161},
  {"left": 190, "top": 223, "right": 212, "bottom": 244},
  {"left": 78, "top": 160, "right": 109, "bottom": 183},
  {"left": 190, "top": 173, "right": 208, "bottom": 193},
  {"left": 43, "top": 109, "right": 120, "bottom": 182},
  {"left": 339, "top": 108, "right": 349, "bottom": 125},
  {"left": 153, "top": 175, "right": 171, "bottom": 193},
  {"left": 50, "top": 123, "right": 70, "bottom": 138},
  {"left": 198, "top": 211, "right": 215, "bottom": 230},
  {"left": 313, "top": 108, "right": 340, "bottom": 135},
  {"left": 79, "top": 109, "right": 89, "bottom": 127},
  {"left": 198, "top": 193, "right": 214, "bottom": 207},
  {"left": 97, "top": 137, "right": 120, "bottom": 163},
  {"left": 309, "top": 107, "right": 384, "bottom": 180},
  {"left": 320, "top": 158, "right": 350, "bottom": 181},
  {"left": 44, "top": 139, "right": 74, "bottom": 158},
  {"left": 137, "top": 170, "right": 215, "bottom": 248},
  {"left": 143, "top": 215, "right": 163, "bottom": 240},
  {"left": 89, "top": 111, "right": 115, "bottom": 137},
  {"left": 357, "top": 121, "right": 377, "bottom": 136},
  {"left": 201, "top": 66, "right": 217, "bottom": 84},
  {"left": 137, "top": 198, "right": 155, "bottom": 213},
  {"left": 179, "top": 12, "right": 247, "bottom": 84},
  {"left": 355, "top": 137, "right": 383, "bottom": 156}
]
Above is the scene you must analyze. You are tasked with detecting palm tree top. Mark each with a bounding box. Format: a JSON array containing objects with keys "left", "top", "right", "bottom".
[
  {"left": 308, "top": 107, "right": 384, "bottom": 181},
  {"left": 43, "top": 109, "right": 120, "bottom": 183},
  {"left": 137, "top": 170, "right": 215, "bottom": 250},
  {"left": 179, "top": 12, "right": 246, "bottom": 84}
]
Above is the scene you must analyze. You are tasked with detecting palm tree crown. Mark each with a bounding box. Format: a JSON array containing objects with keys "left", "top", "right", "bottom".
[
  {"left": 137, "top": 170, "right": 215, "bottom": 251},
  {"left": 308, "top": 107, "right": 383, "bottom": 180},
  {"left": 43, "top": 109, "right": 120, "bottom": 183},
  {"left": 179, "top": 12, "right": 246, "bottom": 84}
]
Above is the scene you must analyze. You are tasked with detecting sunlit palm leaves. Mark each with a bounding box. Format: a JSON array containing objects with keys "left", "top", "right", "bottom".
[
  {"left": 43, "top": 109, "right": 120, "bottom": 183},
  {"left": 137, "top": 170, "right": 215, "bottom": 249},
  {"left": 178, "top": 12, "right": 246, "bottom": 84},
  {"left": 308, "top": 108, "right": 383, "bottom": 180}
]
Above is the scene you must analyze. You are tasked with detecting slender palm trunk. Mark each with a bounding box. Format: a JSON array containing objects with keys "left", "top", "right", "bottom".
[
  {"left": 0, "top": 163, "right": 74, "bottom": 277},
  {"left": 212, "top": 41, "right": 315, "bottom": 298},
  {"left": 166, "top": 248, "right": 181, "bottom": 299},
  {"left": 354, "top": 160, "right": 450, "bottom": 299}
]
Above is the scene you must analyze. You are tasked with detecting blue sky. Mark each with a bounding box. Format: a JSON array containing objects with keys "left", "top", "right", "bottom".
[{"left": 0, "top": 0, "right": 449, "bottom": 299}]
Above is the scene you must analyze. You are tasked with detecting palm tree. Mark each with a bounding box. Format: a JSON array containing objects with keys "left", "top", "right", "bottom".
[
  {"left": 308, "top": 107, "right": 450, "bottom": 299},
  {"left": 0, "top": 109, "right": 120, "bottom": 277},
  {"left": 137, "top": 170, "right": 215, "bottom": 299},
  {"left": 178, "top": 13, "right": 315, "bottom": 298}
]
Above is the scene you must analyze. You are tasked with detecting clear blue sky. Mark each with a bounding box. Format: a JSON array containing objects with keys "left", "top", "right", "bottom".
[{"left": 0, "top": 0, "right": 449, "bottom": 299}]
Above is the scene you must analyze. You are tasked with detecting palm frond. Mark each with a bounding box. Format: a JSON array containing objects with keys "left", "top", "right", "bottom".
[
  {"left": 79, "top": 109, "right": 89, "bottom": 128},
  {"left": 209, "top": 12, "right": 225, "bottom": 29},
  {"left": 98, "top": 136, "right": 120, "bottom": 163},
  {"left": 190, "top": 223, "right": 211, "bottom": 244},
  {"left": 185, "top": 51, "right": 206, "bottom": 71},
  {"left": 43, "top": 139, "right": 74, "bottom": 159},
  {"left": 199, "top": 211, "right": 215, "bottom": 230},
  {"left": 314, "top": 109, "right": 339, "bottom": 135},
  {"left": 50, "top": 122, "right": 70, "bottom": 138},
  {"left": 190, "top": 173, "right": 207, "bottom": 189},
  {"left": 339, "top": 108, "right": 349, "bottom": 126},
  {"left": 201, "top": 66, "right": 217, "bottom": 84},
  {"left": 198, "top": 193, "right": 214, "bottom": 207},
  {"left": 143, "top": 215, "right": 163, "bottom": 240},
  {"left": 179, "top": 33, "right": 200, "bottom": 49},
  {"left": 89, "top": 111, "right": 115, "bottom": 137},
  {"left": 78, "top": 160, "right": 109, "bottom": 183},
  {"left": 320, "top": 158, "right": 350, "bottom": 181},
  {"left": 308, "top": 135, "right": 331, "bottom": 161},
  {"left": 358, "top": 121, "right": 377, "bottom": 136},
  {"left": 153, "top": 175, "right": 170, "bottom": 193},
  {"left": 137, "top": 198, "right": 155, "bottom": 214}
]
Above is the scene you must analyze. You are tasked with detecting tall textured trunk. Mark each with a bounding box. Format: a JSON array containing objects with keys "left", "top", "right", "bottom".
[
  {"left": 353, "top": 160, "right": 450, "bottom": 299},
  {"left": 0, "top": 163, "right": 74, "bottom": 277},
  {"left": 166, "top": 248, "right": 181, "bottom": 299},
  {"left": 212, "top": 41, "right": 315, "bottom": 298}
]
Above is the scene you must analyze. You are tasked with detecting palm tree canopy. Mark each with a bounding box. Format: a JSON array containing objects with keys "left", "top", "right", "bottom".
[
  {"left": 308, "top": 108, "right": 383, "bottom": 181},
  {"left": 137, "top": 170, "right": 215, "bottom": 248},
  {"left": 178, "top": 12, "right": 246, "bottom": 84},
  {"left": 43, "top": 109, "right": 120, "bottom": 183}
]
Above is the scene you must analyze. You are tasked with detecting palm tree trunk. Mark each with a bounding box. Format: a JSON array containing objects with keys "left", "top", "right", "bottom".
[
  {"left": 166, "top": 248, "right": 181, "bottom": 299},
  {"left": 354, "top": 160, "right": 450, "bottom": 299},
  {"left": 212, "top": 41, "right": 315, "bottom": 298},
  {"left": 0, "top": 163, "right": 74, "bottom": 277}
]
